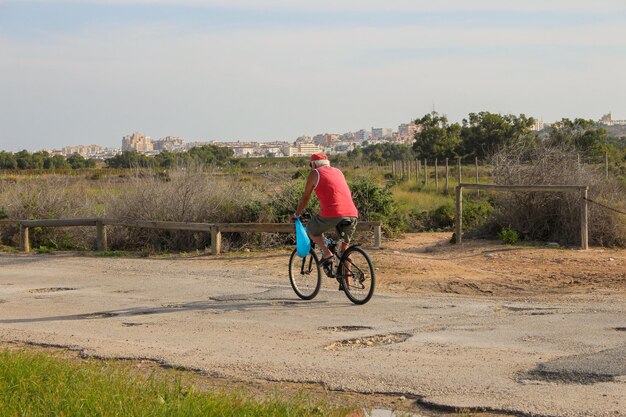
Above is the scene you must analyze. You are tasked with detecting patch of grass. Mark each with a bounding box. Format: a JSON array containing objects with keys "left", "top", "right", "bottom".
[
  {"left": 93, "top": 250, "right": 132, "bottom": 257},
  {"left": 0, "top": 245, "right": 18, "bottom": 253},
  {"left": 0, "top": 348, "right": 346, "bottom": 417},
  {"left": 391, "top": 182, "right": 453, "bottom": 212},
  {"left": 34, "top": 245, "right": 55, "bottom": 254}
]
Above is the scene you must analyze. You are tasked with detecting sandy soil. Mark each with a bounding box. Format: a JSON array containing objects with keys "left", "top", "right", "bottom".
[{"left": 233, "top": 232, "right": 626, "bottom": 299}]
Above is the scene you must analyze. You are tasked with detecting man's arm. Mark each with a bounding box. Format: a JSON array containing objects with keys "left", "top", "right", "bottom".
[{"left": 294, "top": 170, "right": 317, "bottom": 217}]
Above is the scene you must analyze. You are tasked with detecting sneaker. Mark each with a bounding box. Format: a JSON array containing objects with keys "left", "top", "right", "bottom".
[{"left": 321, "top": 257, "right": 335, "bottom": 278}]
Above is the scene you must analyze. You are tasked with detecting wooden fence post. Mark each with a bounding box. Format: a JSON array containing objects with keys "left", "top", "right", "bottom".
[
  {"left": 457, "top": 157, "right": 462, "bottom": 184},
  {"left": 211, "top": 226, "right": 222, "bottom": 255},
  {"left": 475, "top": 157, "right": 480, "bottom": 198},
  {"left": 373, "top": 224, "right": 382, "bottom": 248},
  {"left": 424, "top": 159, "right": 428, "bottom": 187},
  {"left": 20, "top": 224, "right": 30, "bottom": 253},
  {"left": 455, "top": 185, "right": 463, "bottom": 244},
  {"left": 435, "top": 158, "right": 439, "bottom": 189},
  {"left": 580, "top": 187, "right": 588, "bottom": 250},
  {"left": 416, "top": 159, "right": 420, "bottom": 183},
  {"left": 96, "top": 220, "right": 107, "bottom": 251},
  {"left": 445, "top": 158, "right": 449, "bottom": 193}
]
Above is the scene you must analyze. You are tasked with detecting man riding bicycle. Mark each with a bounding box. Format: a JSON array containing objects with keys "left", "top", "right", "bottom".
[{"left": 293, "top": 153, "right": 358, "bottom": 277}]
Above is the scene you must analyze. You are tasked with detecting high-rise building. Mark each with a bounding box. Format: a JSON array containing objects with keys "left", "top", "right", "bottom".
[
  {"left": 371, "top": 127, "right": 393, "bottom": 138},
  {"left": 355, "top": 129, "right": 370, "bottom": 142},
  {"left": 122, "top": 132, "right": 153, "bottom": 153}
]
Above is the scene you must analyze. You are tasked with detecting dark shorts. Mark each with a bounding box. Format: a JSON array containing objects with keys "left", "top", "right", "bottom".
[{"left": 308, "top": 215, "right": 358, "bottom": 243}]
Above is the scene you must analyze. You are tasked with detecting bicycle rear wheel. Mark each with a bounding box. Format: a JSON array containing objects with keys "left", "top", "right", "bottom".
[
  {"left": 337, "top": 246, "right": 375, "bottom": 305},
  {"left": 289, "top": 248, "right": 322, "bottom": 300}
]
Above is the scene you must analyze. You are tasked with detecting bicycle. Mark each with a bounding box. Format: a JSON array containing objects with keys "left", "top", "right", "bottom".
[{"left": 288, "top": 223, "right": 375, "bottom": 305}]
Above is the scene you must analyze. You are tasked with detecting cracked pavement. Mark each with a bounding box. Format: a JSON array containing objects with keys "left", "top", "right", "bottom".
[{"left": 0, "top": 252, "right": 625, "bottom": 417}]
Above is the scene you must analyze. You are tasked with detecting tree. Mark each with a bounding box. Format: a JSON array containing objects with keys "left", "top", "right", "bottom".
[
  {"left": 348, "top": 143, "right": 415, "bottom": 164},
  {"left": 15, "top": 150, "right": 32, "bottom": 169},
  {"left": 105, "top": 151, "right": 154, "bottom": 169},
  {"left": 461, "top": 112, "right": 535, "bottom": 159},
  {"left": 546, "top": 118, "right": 607, "bottom": 160},
  {"left": 0, "top": 151, "right": 17, "bottom": 169},
  {"left": 412, "top": 112, "right": 462, "bottom": 159}
]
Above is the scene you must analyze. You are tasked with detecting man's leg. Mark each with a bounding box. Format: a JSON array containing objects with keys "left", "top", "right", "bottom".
[{"left": 310, "top": 234, "right": 332, "bottom": 260}]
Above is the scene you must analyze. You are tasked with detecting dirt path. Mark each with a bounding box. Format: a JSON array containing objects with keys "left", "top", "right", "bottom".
[{"left": 1, "top": 233, "right": 625, "bottom": 417}]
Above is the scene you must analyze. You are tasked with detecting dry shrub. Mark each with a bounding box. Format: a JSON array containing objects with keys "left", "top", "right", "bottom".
[
  {"left": 490, "top": 143, "right": 626, "bottom": 247},
  {"left": 0, "top": 176, "right": 98, "bottom": 249},
  {"left": 104, "top": 168, "right": 274, "bottom": 252}
]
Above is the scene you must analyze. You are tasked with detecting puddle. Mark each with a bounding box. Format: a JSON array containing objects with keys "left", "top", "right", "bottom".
[
  {"left": 319, "top": 325, "right": 373, "bottom": 332},
  {"left": 26, "top": 287, "right": 77, "bottom": 294},
  {"left": 325, "top": 333, "right": 411, "bottom": 350}
]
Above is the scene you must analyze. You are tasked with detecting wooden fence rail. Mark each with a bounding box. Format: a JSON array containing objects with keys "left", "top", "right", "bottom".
[
  {"left": 0, "top": 218, "right": 383, "bottom": 255},
  {"left": 455, "top": 183, "right": 588, "bottom": 250}
]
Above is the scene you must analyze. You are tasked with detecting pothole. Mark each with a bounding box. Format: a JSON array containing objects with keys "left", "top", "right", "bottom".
[
  {"left": 503, "top": 306, "right": 558, "bottom": 315},
  {"left": 519, "top": 346, "right": 626, "bottom": 385},
  {"left": 325, "top": 333, "right": 411, "bottom": 350},
  {"left": 319, "top": 325, "right": 373, "bottom": 332},
  {"left": 270, "top": 300, "right": 299, "bottom": 306},
  {"left": 26, "top": 287, "right": 77, "bottom": 294},
  {"left": 82, "top": 312, "right": 118, "bottom": 319},
  {"left": 122, "top": 322, "right": 143, "bottom": 327},
  {"left": 614, "top": 327, "right": 626, "bottom": 332}
]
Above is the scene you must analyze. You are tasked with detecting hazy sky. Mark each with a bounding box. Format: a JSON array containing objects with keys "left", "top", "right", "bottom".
[{"left": 1, "top": 0, "right": 625, "bottom": 152}]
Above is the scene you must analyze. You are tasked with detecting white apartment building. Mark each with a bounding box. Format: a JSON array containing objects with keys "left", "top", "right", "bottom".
[
  {"left": 60, "top": 144, "right": 103, "bottom": 157},
  {"left": 287, "top": 142, "right": 325, "bottom": 157},
  {"left": 153, "top": 136, "right": 185, "bottom": 151}
]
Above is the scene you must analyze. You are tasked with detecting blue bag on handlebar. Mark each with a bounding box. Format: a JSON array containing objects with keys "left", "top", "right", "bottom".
[{"left": 295, "top": 218, "right": 310, "bottom": 257}]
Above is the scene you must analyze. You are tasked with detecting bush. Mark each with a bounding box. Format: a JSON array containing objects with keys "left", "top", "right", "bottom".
[
  {"left": 0, "top": 176, "right": 98, "bottom": 249},
  {"left": 498, "top": 226, "right": 520, "bottom": 245},
  {"left": 349, "top": 177, "right": 404, "bottom": 236},
  {"left": 490, "top": 142, "right": 626, "bottom": 246},
  {"left": 407, "top": 199, "right": 493, "bottom": 232}
]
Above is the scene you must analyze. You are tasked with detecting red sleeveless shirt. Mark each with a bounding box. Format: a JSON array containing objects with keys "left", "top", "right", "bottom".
[{"left": 313, "top": 166, "right": 359, "bottom": 218}]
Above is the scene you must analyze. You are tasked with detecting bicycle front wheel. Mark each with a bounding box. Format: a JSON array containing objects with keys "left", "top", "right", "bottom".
[
  {"left": 338, "top": 246, "right": 375, "bottom": 305},
  {"left": 288, "top": 248, "right": 322, "bottom": 300}
]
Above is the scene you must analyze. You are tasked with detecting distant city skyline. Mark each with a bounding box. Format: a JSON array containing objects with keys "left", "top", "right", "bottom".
[{"left": 1, "top": 0, "right": 625, "bottom": 152}]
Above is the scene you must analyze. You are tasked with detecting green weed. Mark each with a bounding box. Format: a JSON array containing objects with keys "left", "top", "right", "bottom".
[
  {"left": 0, "top": 349, "right": 345, "bottom": 417},
  {"left": 498, "top": 226, "right": 520, "bottom": 245}
]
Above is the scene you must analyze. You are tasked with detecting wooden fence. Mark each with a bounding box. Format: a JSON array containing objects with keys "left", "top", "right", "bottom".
[
  {"left": 0, "top": 218, "right": 383, "bottom": 255},
  {"left": 455, "top": 184, "right": 589, "bottom": 249}
]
